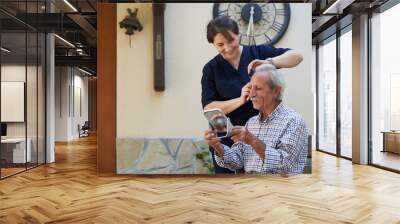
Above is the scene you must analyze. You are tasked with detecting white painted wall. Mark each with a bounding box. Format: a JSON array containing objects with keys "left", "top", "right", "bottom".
[
  {"left": 1, "top": 65, "right": 26, "bottom": 81},
  {"left": 55, "top": 67, "right": 69, "bottom": 141},
  {"left": 54, "top": 67, "right": 89, "bottom": 141},
  {"left": 1, "top": 65, "right": 41, "bottom": 137},
  {"left": 1, "top": 82, "right": 25, "bottom": 122},
  {"left": 117, "top": 3, "right": 313, "bottom": 138},
  {"left": 72, "top": 73, "right": 89, "bottom": 137},
  {"left": 1, "top": 65, "right": 28, "bottom": 140},
  {"left": 46, "top": 10, "right": 56, "bottom": 163}
]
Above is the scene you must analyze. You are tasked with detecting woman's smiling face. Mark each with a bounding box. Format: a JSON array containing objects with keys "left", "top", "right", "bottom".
[{"left": 213, "top": 31, "right": 240, "bottom": 61}]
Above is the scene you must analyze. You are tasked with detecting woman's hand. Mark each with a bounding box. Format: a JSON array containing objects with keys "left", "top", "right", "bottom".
[
  {"left": 247, "top": 50, "right": 303, "bottom": 73},
  {"left": 247, "top": 59, "right": 271, "bottom": 74},
  {"left": 240, "top": 82, "right": 251, "bottom": 104}
]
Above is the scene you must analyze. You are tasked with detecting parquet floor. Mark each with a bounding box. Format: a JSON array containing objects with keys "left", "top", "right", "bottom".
[
  {"left": 372, "top": 151, "right": 400, "bottom": 171},
  {"left": 1, "top": 167, "right": 26, "bottom": 178},
  {"left": 1, "top": 135, "right": 400, "bottom": 223}
]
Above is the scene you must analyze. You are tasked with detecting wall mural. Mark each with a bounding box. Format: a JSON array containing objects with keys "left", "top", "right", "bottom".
[{"left": 116, "top": 3, "right": 312, "bottom": 175}]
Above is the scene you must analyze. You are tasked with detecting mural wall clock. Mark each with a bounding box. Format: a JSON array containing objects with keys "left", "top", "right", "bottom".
[{"left": 213, "top": 3, "right": 290, "bottom": 46}]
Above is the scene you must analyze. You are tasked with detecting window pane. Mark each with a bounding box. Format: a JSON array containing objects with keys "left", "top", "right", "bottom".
[
  {"left": 371, "top": 3, "right": 400, "bottom": 171},
  {"left": 318, "top": 37, "right": 337, "bottom": 154},
  {"left": 340, "top": 29, "right": 352, "bottom": 158}
]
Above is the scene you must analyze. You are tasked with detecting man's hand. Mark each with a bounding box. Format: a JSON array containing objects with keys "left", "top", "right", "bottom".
[
  {"left": 204, "top": 129, "right": 224, "bottom": 156},
  {"left": 230, "top": 126, "right": 253, "bottom": 145},
  {"left": 230, "top": 126, "right": 266, "bottom": 160}
]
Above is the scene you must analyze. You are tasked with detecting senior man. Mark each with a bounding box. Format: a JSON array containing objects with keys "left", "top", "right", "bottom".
[{"left": 204, "top": 64, "right": 309, "bottom": 175}]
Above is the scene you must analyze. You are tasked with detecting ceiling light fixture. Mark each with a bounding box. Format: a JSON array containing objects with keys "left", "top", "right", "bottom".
[
  {"left": 1, "top": 47, "right": 11, "bottom": 53},
  {"left": 77, "top": 67, "right": 93, "bottom": 76},
  {"left": 63, "top": 0, "right": 78, "bottom": 12},
  {"left": 323, "top": 0, "right": 355, "bottom": 14},
  {"left": 54, "top": 34, "right": 75, "bottom": 48},
  {"left": 76, "top": 48, "right": 87, "bottom": 56}
]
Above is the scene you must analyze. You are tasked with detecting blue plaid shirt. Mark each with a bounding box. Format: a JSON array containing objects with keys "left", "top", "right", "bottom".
[{"left": 215, "top": 103, "right": 309, "bottom": 175}]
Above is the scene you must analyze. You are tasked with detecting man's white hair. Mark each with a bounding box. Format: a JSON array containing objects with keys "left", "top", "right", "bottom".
[{"left": 254, "top": 64, "right": 285, "bottom": 101}]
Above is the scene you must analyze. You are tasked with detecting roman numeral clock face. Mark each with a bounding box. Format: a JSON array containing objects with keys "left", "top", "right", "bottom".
[{"left": 213, "top": 3, "right": 290, "bottom": 46}]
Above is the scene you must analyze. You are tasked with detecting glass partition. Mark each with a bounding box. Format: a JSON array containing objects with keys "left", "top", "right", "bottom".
[
  {"left": 1, "top": 30, "right": 28, "bottom": 177},
  {"left": 0, "top": 1, "right": 46, "bottom": 179},
  {"left": 317, "top": 36, "right": 337, "bottom": 155},
  {"left": 27, "top": 31, "right": 38, "bottom": 169},
  {"left": 38, "top": 32, "right": 45, "bottom": 165}
]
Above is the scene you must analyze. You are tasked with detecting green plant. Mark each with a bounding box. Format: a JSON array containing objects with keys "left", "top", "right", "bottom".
[{"left": 195, "top": 151, "right": 214, "bottom": 173}]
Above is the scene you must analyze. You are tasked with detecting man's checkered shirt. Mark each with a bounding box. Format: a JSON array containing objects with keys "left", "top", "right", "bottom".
[{"left": 215, "top": 103, "right": 309, "bottom": 175}]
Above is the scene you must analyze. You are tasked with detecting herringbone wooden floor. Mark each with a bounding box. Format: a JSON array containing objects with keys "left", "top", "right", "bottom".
[{"left": 1, "top": 135, "right": 400, "bottom": 224}]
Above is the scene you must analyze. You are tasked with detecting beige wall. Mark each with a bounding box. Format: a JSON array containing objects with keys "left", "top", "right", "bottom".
[
  {"left": 278, "top": 4, "right": 313, "bottom": 133},
  {"left": 117, "top": 3, "right": 313, "bottom": 138}
]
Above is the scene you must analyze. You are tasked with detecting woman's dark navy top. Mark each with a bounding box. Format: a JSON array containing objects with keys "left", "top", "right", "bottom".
[{"left": 201, "top": 45, "right": 290, "bottom": 146}]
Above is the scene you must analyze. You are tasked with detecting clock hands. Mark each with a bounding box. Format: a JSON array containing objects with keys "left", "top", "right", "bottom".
[
  {"left": 246, "top": 5, "right": 255, "bottom": 39},
  {"left": 214, "top": 3, "right": 290, "bottom": 46}
]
